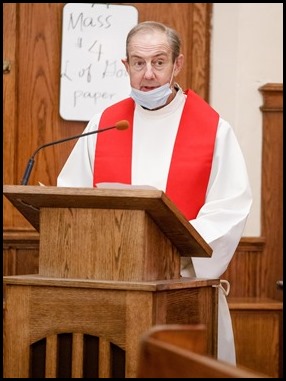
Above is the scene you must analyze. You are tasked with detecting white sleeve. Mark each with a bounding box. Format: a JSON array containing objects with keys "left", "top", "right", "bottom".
[
  {"left": 57, "top": 113, "right": 101, "bottom": 187},
  {"left": 190, "top": 118, "right": 253, "bottom": 279}
]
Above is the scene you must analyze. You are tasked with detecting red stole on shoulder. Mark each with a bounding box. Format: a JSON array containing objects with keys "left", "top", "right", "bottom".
[{"left": 93, "top": 89, "right": 219, "bottom": 220}]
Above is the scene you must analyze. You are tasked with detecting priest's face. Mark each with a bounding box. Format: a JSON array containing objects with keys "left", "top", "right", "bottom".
[{"left": 122, "top": 30, "right": 183, "bottom": 93}]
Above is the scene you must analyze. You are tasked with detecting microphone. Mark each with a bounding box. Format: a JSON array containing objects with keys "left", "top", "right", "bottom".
[{"left": 20, "top": 120, "right": 129, "bottom": 185}]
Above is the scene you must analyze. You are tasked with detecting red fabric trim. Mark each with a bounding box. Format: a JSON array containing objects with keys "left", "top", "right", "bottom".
[
  {"left": 93, "top": 98, "right": 134, "bottom": 184},
  {"left": 166, "top": 89, "right": 219, "bottom": 218},
  {"left": 93, "top": 90, "right": 219, "bottom": 220}
]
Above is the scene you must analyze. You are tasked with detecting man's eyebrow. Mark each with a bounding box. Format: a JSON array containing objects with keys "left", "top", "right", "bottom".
[{"left": 129, "top": 52, "right": 169, "bottom": 59}]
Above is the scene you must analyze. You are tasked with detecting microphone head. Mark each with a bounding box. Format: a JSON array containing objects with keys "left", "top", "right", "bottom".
[{"left": 115, "top": 120, "right": 130, "bottom": 130}]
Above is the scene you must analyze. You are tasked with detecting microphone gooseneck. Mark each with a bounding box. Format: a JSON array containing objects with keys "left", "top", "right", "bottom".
[{"left": 20, "top": 120, "right": 130, "bottom": 185}]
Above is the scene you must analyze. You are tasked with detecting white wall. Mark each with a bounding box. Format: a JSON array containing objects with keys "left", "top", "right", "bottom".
[{"left": 209, "top": 3, "right": 283, "bottom": 236}]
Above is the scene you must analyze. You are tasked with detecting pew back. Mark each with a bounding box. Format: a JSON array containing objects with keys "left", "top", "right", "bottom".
[{"left": 136, "top": 324, "right": 270, "bottom": 378}]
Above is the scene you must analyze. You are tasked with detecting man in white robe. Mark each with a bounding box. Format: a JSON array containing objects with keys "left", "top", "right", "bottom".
[{"left": 57, "top": 21, "right": 252, "bottom": 365}]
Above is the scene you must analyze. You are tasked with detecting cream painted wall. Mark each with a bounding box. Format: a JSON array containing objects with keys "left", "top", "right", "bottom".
[{"left": 209, "top": 3, "right": 283, "bottom": 236}]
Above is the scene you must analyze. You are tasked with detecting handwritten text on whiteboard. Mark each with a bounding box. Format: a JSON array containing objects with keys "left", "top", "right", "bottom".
[{"left": 60, "top": 3, "right": 138, "bottom": 121}]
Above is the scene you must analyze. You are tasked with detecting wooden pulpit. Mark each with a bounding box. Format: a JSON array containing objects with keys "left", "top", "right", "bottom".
[{"left": 3, "top": 185, "right": 219, "bottom": 378}]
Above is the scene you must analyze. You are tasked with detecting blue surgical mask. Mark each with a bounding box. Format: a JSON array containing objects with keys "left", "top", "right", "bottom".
[{"left": 130, "top": 82, "right": 173, "bottom": 110}]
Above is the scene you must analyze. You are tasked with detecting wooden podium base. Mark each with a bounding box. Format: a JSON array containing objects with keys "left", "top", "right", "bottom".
[
  {"left": 3, "top": 275, "right": 218, "bottom": 378},
  {"left": 3, "top": 187, "right": 218, "bottom": 378}
]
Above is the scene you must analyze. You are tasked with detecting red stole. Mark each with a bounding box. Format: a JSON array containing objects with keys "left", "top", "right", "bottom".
[{"left": 93, "top": 89, "right": 219, "bottom": 220}]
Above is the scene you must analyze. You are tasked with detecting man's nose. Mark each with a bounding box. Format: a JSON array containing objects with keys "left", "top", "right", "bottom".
[{"left": 143, "top": 63, "right": 156, "bottom": 79}]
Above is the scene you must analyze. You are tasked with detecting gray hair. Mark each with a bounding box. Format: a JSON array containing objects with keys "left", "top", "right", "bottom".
[{"left": 126, "top": 21, "right": 181, "bottom": 63}]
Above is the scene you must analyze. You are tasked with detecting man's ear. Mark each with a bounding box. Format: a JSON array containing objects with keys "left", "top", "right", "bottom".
[
  {"left": 121, "top": 58, "right": 130, "bottom": 73},
  {"left": 174, "top": 54, "right": 184, "bottom": 77}
]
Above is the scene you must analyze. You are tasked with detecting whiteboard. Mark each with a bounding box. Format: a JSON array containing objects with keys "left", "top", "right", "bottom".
[{"left": 59, "top": 3, "right": 138, "bottom": 121}]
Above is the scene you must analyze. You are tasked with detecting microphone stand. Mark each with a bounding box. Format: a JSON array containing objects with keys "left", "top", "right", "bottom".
[{"left": 20, "top": 127, "right": 115, "bottom": 185}]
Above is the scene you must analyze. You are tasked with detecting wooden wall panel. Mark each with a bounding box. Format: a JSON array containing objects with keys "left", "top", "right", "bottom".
[
  {"left": 16, "top": 3, "right": 81, "bottom": 194},
  {"left": 229, "top": 301, "right": 282, "bottom": 378},
  {"left": 3, "top": 231, "right": 39, "bottom": 298},
  {"left": 223, "top": 84, "right": 283, "bottom": 302},
  {"left": 259, "top": 83, "right": 283, "bottom": 301},
  {"left": 222, "top": 238, "right": 265, "bottom": 298},
  {"left": 3, "top": 3, "right": 18, "bottom": 227},
  {"left": 3, "top": 231, "right": 39, "bottom": 276}
]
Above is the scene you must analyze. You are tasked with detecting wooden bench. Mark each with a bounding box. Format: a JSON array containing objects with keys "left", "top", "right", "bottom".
[{"left": 136, "top": 324, "right": 270, "bottom": 378}]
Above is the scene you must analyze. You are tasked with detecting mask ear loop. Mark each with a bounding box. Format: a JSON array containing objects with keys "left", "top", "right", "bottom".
[{"left": 169, "top": 62, "right": 176, "bottom": 90}]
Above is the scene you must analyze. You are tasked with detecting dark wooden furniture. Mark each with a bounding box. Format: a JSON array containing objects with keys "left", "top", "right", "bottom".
[
  {"left": 3, "top": 185, "right": 219, "bottom": 378},
  {"left": 136, "top": 324, "right": 270, "bottom": 378}
]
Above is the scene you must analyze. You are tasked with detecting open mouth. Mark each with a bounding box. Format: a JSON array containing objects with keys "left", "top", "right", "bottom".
[{"left": 141, "top": 86, "right": 158, "bottom": 91}]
